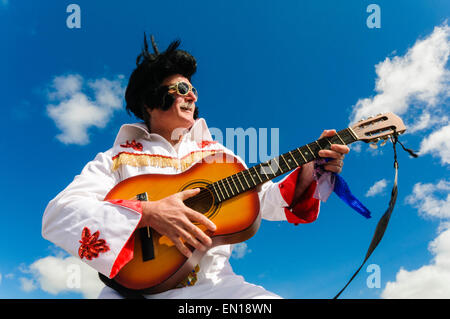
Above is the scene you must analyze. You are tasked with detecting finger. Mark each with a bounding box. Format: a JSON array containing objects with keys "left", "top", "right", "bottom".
[
  {"left": 330, "top": 144, "right": 350, "bottom": 154},
  {"left": 183, "top": 220, "right": 213, "bottom": 247},
  {"left": 177, "top": 227, "right": 207, "bottom": 252},
  {"left": 319, "top": 129, "right": 337, "bottom": 139},
  {"left": 318, "top": 149, "right": 345, "bottom": 160},
  {"left": 171, "top": 235, "right": 192, "bottom": 258},
  {"left": 185, "top": 208, "right": 217, "bottom": 232},
  {"left": 326, "top": 159, "right": 343, "bottom": 168},
  {"left": 323, "top": 158, "right": 343, "bottom": 171},
  {"left": 178, "top": 188, "right": 201, "bottom": 200}
]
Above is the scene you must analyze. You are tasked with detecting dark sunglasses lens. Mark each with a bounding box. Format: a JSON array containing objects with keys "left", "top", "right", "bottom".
[
  {"left": 178, "top": 82, "right": 190, "bottom": 95},
  {"left": 192, "top": 87, "right": 198, "bottom": 97}
]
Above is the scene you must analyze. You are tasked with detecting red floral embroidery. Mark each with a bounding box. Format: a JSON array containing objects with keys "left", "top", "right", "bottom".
[
  {"left": 78, "top": 227, "right": 110, "bottom": 260},
  {"left": 120, "top": 140, "right": 143, "bottom": 151},
  {"left": 198, "top": 140, "right": 217, "bottom": 148}
]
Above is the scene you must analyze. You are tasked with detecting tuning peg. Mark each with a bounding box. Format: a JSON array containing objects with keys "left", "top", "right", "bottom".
[
  {"left": 369, "top": 138, "right": 379, "bottom": 149},
  {"left": 379, "top": 138, "right": 388, "bottom": 147}
]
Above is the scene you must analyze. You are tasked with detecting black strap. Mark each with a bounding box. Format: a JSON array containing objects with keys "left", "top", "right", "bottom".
[
  {"left": 333, "top": 132, "right": 417, "bottom": 299},
  {"left": 98, "top": 273, "right": 146, "bottom": 299}
]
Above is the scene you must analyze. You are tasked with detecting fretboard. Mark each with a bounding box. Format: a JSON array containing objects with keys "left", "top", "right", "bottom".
[{"left": 207, "top": 127, "right": 358, "bottom": 203}]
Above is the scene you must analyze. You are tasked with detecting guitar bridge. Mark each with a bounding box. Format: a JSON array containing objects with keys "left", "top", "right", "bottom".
[{"left": 136, "top": 192, "right": 155, "bottom": 262}]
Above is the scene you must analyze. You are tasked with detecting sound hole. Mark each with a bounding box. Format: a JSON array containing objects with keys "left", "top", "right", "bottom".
[{"left": 181, "top": 180, "right": 219, "bottom": 219}]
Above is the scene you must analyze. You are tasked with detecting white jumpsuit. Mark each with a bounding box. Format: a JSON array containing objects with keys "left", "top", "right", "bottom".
[{"left": 42, "top": 118, "right": 320, "bottom": 298}]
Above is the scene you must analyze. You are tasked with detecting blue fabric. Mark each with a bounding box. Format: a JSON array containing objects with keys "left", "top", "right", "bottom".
[{"left": 333, "top": 173, "right": 371, "bottom": 219}]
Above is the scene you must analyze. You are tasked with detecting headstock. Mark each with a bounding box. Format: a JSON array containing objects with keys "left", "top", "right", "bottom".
[{"left": 351, "top": 112, "right": 406, "bottom": 147}]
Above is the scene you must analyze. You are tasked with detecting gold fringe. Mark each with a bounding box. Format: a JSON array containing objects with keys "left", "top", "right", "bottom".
[{"left": 111, "top": 150, "right": 220, "bottom": 172}]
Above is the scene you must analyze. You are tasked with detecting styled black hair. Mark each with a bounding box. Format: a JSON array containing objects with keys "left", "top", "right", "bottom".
[{"left": 125, "top": 34, "right": 198, "bottom": 127}]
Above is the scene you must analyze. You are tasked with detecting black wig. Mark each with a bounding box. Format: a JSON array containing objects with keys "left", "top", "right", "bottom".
[{"left": 125, "top": 34, "right": 198, "bottom": 127}]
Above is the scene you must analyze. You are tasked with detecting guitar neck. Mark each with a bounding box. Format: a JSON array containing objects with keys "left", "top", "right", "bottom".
[{"left": 209, "top": 127, "right": 358, "bottom": 203}]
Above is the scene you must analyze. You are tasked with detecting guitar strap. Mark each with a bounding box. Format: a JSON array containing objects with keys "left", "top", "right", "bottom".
[
  {"left": 333, "top": 131, "right": 418, "bottom": 299},
  {"left": 98, "top": 272, "right": 146, "bottom": 299}
]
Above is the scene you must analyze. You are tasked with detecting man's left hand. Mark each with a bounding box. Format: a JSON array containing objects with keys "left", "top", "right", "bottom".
[{"left": 317, "top": 129, "right": 350, "bottom": 174}]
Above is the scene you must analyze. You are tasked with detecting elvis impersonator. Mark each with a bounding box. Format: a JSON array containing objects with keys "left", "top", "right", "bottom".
[{"left": 42, "top": 35, "right": 349, "bottom": 299}]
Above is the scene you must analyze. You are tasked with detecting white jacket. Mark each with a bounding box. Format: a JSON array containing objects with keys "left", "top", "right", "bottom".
[{"left": 42, "top": 118, "right": 320, "bottom": 298}]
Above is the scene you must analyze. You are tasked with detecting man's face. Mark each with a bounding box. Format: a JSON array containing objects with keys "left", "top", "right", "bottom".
[{"left": 148, "top": 74, "right": 197, "bottom": 136}]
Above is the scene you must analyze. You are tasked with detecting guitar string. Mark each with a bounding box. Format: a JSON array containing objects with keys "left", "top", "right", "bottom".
[
  {"left": 182, "top": 132, "right": 352, "bottom": 205},
  {"left": 182, "top": 133, "right": 351, "bottom": 206}
]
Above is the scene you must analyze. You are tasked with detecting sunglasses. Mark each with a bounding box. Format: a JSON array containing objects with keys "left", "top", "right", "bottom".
[{"left": 167, "top": 81, "right": 198, "bottom": 99}]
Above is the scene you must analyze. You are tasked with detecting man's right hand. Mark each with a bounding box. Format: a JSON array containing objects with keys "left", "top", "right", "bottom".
[{"left": 138, "top": 188, "right": 217, "bottom": 258}]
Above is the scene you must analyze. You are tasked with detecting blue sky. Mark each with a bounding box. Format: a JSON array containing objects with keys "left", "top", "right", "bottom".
[{"left": 1, "top": 0, "right": 449, "bottom": 299}]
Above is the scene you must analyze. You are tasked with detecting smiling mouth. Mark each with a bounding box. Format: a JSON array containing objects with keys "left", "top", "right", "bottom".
[{"left": 180, "top": 104, "right": 193, "bottom": 112}]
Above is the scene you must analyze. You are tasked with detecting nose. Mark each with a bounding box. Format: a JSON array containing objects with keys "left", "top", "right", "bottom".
[{"left": 185, "top": 89, "right": 197, "bottom": 103}]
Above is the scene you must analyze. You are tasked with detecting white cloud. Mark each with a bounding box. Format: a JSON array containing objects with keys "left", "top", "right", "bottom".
[
  {"left": 46, "top": 74, "right": 125, "bottom": 145},
  {"left": 381, "top": 179, "right": 450, "bottom": 298},
  {"left": 365, "top": 179, "right": 388, "bottom": 197},
  {"left": 408, "top": 112, "right": 448, "bottom": 133},
  {"left": 382, "top": 225, "right": 450, "bottom": 298},
  {"left": 350, "top": 24, "right": 450, "bottom": 124},
  {"left": 232, "top": 243, "right": 251, "bottom": 259},
  {"left": 22, "top": 255, "right": 104, "bottom": 299},
  {"left": 419, "top": 124, "right": 450, "bottom": 165},
  {"left": 405, "top": 180, "right": 450, "bottom": 219},
  {"left": 19, "top": 277, "right": 37, "bottom": 292}
]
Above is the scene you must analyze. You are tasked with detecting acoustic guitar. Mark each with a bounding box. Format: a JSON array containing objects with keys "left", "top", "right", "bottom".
[{"left": 104, "top": 112, "right": 406, "bottom": 294}]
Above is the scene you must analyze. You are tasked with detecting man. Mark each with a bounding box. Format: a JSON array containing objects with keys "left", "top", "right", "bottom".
[{"left": 42, "top": 35, "right": 349, "bottom": 299}]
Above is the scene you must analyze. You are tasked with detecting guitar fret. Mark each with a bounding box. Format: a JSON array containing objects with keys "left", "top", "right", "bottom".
[
  {"left": 252, "top": 166, "right": 263, "bottom": 183},
  {"left": 288, "top": 151, "right": 300, "bottom": 166},
  {"left": 341, "top": 129, "right": 356, "bottom": 144},
  {"left": 220, "top": 179, "right": 230, "bottom": 199},
  {"left": 226, "top": 177, "right": 236, "bottom": 196},
  {"left": 258, "top": 163, "right": 270, "bottom": 180},
  {"left": 236, "top": 172, "right": 247, "bottom": 190},
  {"left": 306, "top": 144, "right": 316, "bottom": 159},
  {"left": 267, "top": 160, "right": 277, "bottom": 175},
  {"left": 296, "top": 148, "right": 307, "bottom": 162},
  {"left": 273, "top": 157, "right": 284, "bottom": 173},
  {"left": 231, "top": 175, "right": 242, "bottom": 193},
  {"left": 247, "top": 168, "right": 257, "bottom": 185},
  {"left": 215, "top": 181, "right": 225, "bottom": 201},
  {"left": 347, "top": 127, "right": 358, "bottom": 141},
  {"left": 210, "top": 183, "right": 221, "bottom": 202},
  {"left": 315, "top": 140, "right": 322, "bottom": 149},
  {"left": 335, "top": 132, "right": 345, "bottom": 144},
  {"left": 308, "top": 142, "right": 321, "bottom": 157},
  {"left": 317, "top": 138, "right": 331, "bottom": 150},
  {"left": 280, "top": 154, "right": 292, "bottom": 170}
]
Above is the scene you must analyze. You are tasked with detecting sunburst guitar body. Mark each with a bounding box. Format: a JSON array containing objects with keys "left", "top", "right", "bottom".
[{"left": 104, "top": 152, "right": 261, "bottom": 294}]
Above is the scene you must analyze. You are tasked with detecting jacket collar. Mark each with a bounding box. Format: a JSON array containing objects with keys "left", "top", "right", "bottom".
[{"left": 113, "top": 118, "right": 213, "bottom": 147}]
